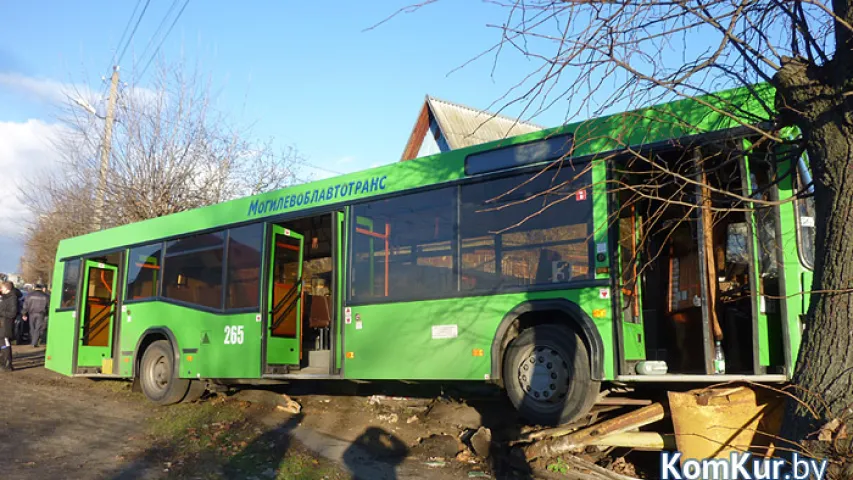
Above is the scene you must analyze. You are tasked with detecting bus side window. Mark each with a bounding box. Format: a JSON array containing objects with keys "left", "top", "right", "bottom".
[
  {"left": 126, "top": 243, "right": 163, "bottom": 301},
  {"left": 163, "top": 231, "right": 226, "bottom": 309},
  {"left": 351, "top": 188, "right": 456, "bottom": 302},
  {"left": 460, "top": 166, "right": 594, "bottom": 292},
  {"left": 795, "top": 168, "right": 816, "bottom": 269},
  {"left": 60, "top": 259, "right": 81, "bottom": 308}
]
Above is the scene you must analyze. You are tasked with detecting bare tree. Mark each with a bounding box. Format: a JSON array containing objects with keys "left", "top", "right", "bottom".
[
  {"left": 19, "top": 60, "right": 304, "bottom": 281},
  {"left": 388, "top": 0, "right": 852, "bottom": 444}
]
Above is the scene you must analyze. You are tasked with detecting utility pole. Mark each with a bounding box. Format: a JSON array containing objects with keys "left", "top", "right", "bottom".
[{"left": 92, "top": 65, "right": 120, "bottom": 231}]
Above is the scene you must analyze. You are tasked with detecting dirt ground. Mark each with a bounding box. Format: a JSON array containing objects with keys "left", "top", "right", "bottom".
[
  {"left": 0, "top": 347, "right": 151, "bottom": 479},
  {"left": 0, "top": 346, "right": 519, "bottom": 480}
]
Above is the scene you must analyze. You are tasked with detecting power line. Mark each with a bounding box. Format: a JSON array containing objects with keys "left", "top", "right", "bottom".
[
  {"left": 138, "top": 0, "right": 190, "bottom": 80},
  {"left": 113, "top": 0, "right": 142, "bottom": 64},
  {"left": 298, "top": 161, "right": 344, "bottom": 176},
  {"left": 99, "top": 0, "right": 145, "bottom": 100},
  {"left": 136, "top": 0, "right": 181, "bottom": 68},
  {"left": 116, "top": 0, "right": 152, "bottom": 67}
]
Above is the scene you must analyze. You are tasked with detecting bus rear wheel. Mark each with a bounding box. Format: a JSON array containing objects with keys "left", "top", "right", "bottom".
[
  {"left": 503, "top": 324, "right": 599, "bottom": 426},
  {"left": 181, "top": 380, "right": 207, "bottom": 403},
  {"left": 139, "top": 340, "right": 190, "bottom": 405}
]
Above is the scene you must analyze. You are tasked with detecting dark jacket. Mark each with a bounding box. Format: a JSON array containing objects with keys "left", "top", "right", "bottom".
[
  {"left": 13, "top": 288, "right": 23, "bottom": 318},
  {"left": 0, "top": 292, "right": 18, "bottom": 320},
  {"left": 23, "top": 290, "right": 50, "bottom": 317},
  {"left": 0, "top": 291, "right": 17, "bottom": 339}
]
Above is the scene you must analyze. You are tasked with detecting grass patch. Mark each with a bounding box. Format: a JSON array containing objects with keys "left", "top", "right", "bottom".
[
  {"left": 149, "top": 399, "right": 245, "bottom": 451},
  {"left": 139, "top": 398, "right": 346, "bottom": 479}
]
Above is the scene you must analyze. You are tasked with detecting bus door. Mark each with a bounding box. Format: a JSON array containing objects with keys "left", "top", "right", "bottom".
[
  {"left": 742, "top": 154, "right": 786, "bottom": 373},
  {"left": 265, "top": 225, "right": 304, "bottom": 370},
  {"left": 617, "top": 202, "right": 646, "bottom": 364},
  {"left": 77, "top": 260, "right": 119, "bottom": 369}
]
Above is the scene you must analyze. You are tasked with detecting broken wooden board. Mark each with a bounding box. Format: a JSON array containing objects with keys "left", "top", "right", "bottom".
[{"left": 524, "top": 402, "right": 667, "bottom": 460}]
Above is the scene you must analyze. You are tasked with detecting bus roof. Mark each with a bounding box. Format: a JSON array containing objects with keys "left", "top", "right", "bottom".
[{"left": 56, "top": 83, "right": 774, "bottom": 260}]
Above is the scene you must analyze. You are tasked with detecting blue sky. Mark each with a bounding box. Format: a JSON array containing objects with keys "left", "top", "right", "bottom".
[{"left": 1, "top": 1, "right": 582, "bottom": 273}]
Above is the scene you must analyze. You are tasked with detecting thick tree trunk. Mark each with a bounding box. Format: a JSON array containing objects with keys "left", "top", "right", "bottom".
[
  {"left": 775, "top": 57, "right": 853, "bottom": 443},
  {"left": 786, "top": 119, "right": 853, "bottom": 441}
]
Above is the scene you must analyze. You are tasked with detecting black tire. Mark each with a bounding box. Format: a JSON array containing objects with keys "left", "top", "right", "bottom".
[
  {"left": 139, "top": 340, "right": 190, "bottom": 406},
  {"left": 503, "top": 324, "right": 599, "bottom": 426},
  {"left": 181, "top": 379, "right": 207, "bottom": 403}
]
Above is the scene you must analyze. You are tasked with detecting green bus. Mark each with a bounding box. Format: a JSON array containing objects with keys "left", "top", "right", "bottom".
[{"left": 45, "top": 84, "right": 814, "bottom": 425}]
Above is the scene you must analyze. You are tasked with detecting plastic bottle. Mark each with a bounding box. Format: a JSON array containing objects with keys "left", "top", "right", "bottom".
[
  {"left": 714, "top": 341, "right": 726, "bottom": 374},
  {"left": 635, "top": 360, "right": 668, "bottom": 375}
]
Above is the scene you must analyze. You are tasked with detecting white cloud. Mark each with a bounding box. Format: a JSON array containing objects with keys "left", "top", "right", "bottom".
[
  {"left": 336, "top": 155, "right": 355, "bottom": 164},
  {"left": 0, "top": 119, "right": 67, "bottom": 272},
  {"left": 0, "top": 72, "right": 98, "bottom": 106},
  {"left": 0, "top": 71, "right": 159, "bottom": 117}
]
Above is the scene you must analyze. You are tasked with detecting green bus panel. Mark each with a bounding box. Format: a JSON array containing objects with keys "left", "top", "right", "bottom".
[
  {"left": 45, "top": 260, "right": 76, "bottom": 376},
  {"left": 343, "top": 288, "right": 614, "bottom": 381},
  {"left": 45, "top": 310, "right": 75, "bottom": 376},
  {"left": 116, "top": 302, "right": 261, "bottom": 379},
  {"left": 622, "top": 323, "right": 646, "bottom": 361}
]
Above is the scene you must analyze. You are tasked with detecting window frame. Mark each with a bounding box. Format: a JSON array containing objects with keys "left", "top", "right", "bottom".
[
  {"left": 56, "top": 258, "right": 83, "bottom": 312},
  {"left": 162, "top": 229, "right": 228, "bottom": 311},
  {"left": 56, "top": 221, "right": 270, "bottom": 314},
  {"left": 464, "top": 133, "right": 574, "bottom": 176},
  {"left": 458, "top": 165, "right": 596, "bottom": 294},
  {"left": 347, "top": 159, "right": 601, "bottom": 306},
  {"left": 792, "top": 164, "right": 815, "bottom": 271},
  {"left": 123, "top": 242, "right": 165, "bottom": 304},
  {"left": 349, "top": 185, "right": 459, "bottom": 304},
  {"left": 223, "top": 223, "right": 266, "bottom": 312}
]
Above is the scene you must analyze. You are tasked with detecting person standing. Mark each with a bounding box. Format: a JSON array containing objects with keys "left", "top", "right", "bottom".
[
  {"left": 12, "top": 284, "right": 24, "bottom": 344},
  {"left": 23, "top": 284, "right": 49, "bottom": 347},
  {"left": 0, "top": 281, "right": 18, "bottom": 371}
]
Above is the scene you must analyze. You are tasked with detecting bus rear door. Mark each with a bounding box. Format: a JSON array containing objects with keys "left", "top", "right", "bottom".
[{"left": 265, "top": 226, "right": 304, "bottom": 372}]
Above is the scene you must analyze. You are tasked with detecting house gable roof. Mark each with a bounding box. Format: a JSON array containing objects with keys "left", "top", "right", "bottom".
[{"left": 400, "top": 95, "right": 544, "bottom": 161}]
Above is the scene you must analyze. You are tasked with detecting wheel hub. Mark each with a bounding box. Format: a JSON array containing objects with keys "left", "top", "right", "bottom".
[
  {"left": 517, "top": 346, "right": 570, "bottom": 402},
  {"left": 151, "top": 356, "right": 169, "bottom": 391}
]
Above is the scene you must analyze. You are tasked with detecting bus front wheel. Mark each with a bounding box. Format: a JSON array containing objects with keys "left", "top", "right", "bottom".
[
  {"left": 503, "top": 324, "right": 599, "bottom": 426},
  {"left": 139, "top": 340, "right": 190, "bottom": 405}
]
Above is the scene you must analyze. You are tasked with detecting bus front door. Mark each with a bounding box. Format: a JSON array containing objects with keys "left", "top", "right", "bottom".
[
  {"left": 265, "top": 226, "right": 304, "bottom": 370},
  {"left": 77, "top": 260, "right": 119, "bottom": 369}
]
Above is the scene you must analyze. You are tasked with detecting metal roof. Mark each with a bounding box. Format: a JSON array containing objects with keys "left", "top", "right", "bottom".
[
  {"left": 400, "top": 95, "right": 545, "bottom": 161},
  {"left": 426, "top": 96, "right": 544, "bottom": 149}
]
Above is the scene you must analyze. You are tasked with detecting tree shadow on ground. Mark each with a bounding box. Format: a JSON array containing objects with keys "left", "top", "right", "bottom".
[
  {"left": 221, "top": 413, "right": 304, "bottom": 478},
  {"left": 105, "top": 412, "right": 305, "bottom": 480},
  {"left": 342, "top": 426, "right": 408, "bottom": 480},
  {"left": 246, "top": 380, "right": 535, "bottom": 479}
]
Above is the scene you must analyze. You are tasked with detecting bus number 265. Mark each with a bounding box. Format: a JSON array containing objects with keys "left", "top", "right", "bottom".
[{"left": 224, "top": 325, "right": 244, "bottom": 345}]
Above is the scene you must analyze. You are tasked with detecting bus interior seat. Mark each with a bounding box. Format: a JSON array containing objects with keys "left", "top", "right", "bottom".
[
  {"left": 535, "top": 248, "right": 565, "bottom": 284},
  {"left": 304, "top": 294, "right": 331, "bottom": 350}
]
